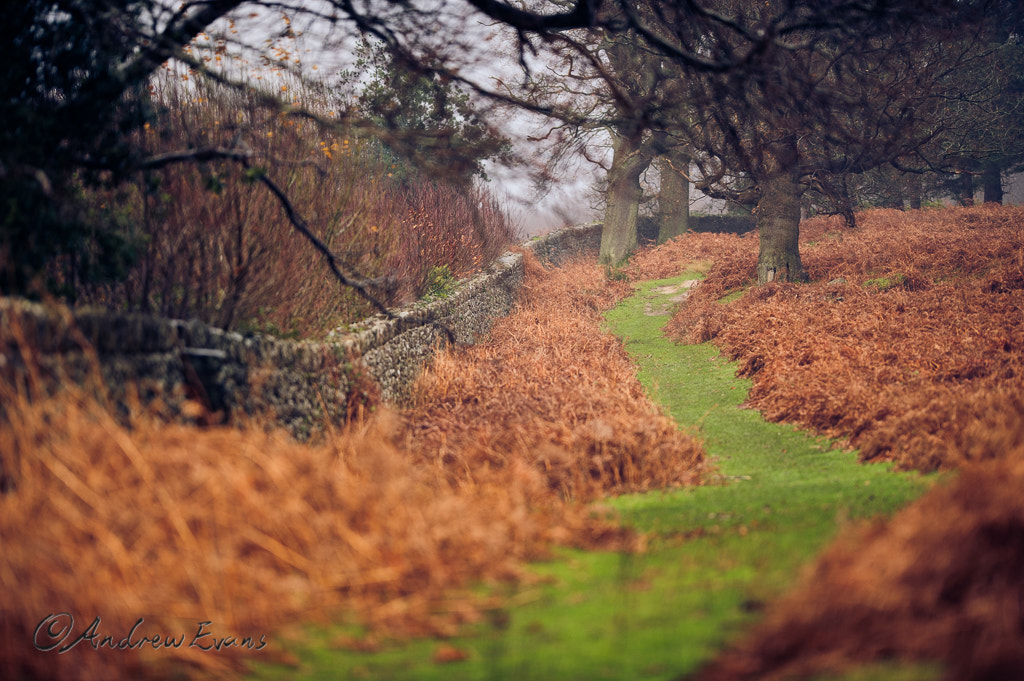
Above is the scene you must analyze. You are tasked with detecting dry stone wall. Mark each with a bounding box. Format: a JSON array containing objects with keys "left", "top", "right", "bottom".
[
  {"left": 523, "top": 221, "right": 603, "bottom": 266},
  {"left": 0, "top": 299, "right": 355, "bottom": 439},
  {"left": 334, "top": 250, "right": 525, "bottom": 404},
  {"left": 0, "top": 223, "right": 602, "bottom": 437}
]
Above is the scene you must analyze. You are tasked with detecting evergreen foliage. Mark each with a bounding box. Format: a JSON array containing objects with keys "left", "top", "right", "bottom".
[
  {"left": 341, "top": 38, "right": 512, "bottom": 186},
  {"left": 1, "top": 0, "right": 150, "bottom": 295}
]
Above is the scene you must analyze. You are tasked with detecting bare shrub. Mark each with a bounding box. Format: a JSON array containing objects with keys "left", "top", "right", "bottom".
[{"left": 70, "top": 76, "right": 519, "bottom": 338}]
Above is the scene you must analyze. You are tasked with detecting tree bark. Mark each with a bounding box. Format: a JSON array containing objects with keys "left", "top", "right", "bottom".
[
  {"left": 600, "top": 132, "right": 650, "bottom": 265},
  {"left": 756, "top": 169, "right": 807, "bottom": 284},
  {"left": 957, "top": 172, "right": 975, "bottom": 206},
  {"left": 657, "top": 147, "right": 690, "bottom": 244},
  {"left": 907, "top": 173, "right": 923, "bottom": 210},
  {"left": 834, "top": 173, "right": 856, "bottom": 228},
  {"left": 983, "top": 163, "right": 1004, "bottom": 204}
]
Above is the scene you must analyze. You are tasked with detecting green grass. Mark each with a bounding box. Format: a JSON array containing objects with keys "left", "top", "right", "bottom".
[
  {"left": 245, "top": 269, "right": 938, "bottom": 681},
  {"left": 716, "top": 288, "right": 747, "bottom": 304},
  {"left": 863, "top": 272, "right": 907, "bottom": 291}
]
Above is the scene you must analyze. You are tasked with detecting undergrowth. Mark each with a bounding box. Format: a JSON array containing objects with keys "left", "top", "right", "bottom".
[
  {"left": 6, "top": 204, "right": 1024, "bottom": 681},
  {"left": 404, "top": 253, "right": 707, "bottom": 500},
  {"left": 690, "top": 397, "right": 1024, "bottom": 681},
  {"left": 617, "top": 203, "right": 1024, "bottom": 681},
  {"left": 0, "top": 252, "right": 705, "bottom": 681},
  {"left": 659, "top": 204, "right": 1024, "bottom": 472}
]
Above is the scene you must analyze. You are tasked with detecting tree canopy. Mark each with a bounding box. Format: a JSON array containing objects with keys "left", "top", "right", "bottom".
[{"left": 2, "top": 0, "right": 1020, "bottom": 293}]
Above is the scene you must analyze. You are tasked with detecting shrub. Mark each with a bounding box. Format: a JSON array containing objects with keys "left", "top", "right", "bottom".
[
  {"left": 56, "top": 74, "right": 520, "bottom": 338},
  {"left": 662, "top": 204, "right": 1024, "bottom": 471}
]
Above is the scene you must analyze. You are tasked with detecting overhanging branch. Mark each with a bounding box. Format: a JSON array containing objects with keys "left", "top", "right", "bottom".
[{"left": 463, "top": 0, "right": 603, "bottom": 32}]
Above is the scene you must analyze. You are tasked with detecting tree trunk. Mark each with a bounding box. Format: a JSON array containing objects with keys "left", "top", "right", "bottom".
[
  {"left": 906, "top": 173, "right": 923, "bottom": 210},
  {"left": 983, "top": 163, "right": 1004, "bottom": 204},
  {"left": 656, "top": 147, "right": 690, "bottom": 244},
  {"left": 957, "top": 172, "right": 975, "bottom": 206},
  {"left": 600, "top": 132, "right": 650, "bottom": 265},
  {"left": 756, "top": 169, "right": 806, "bottom": 284},
  {"left": 835, "top": 173, "right": 856, "bottom": 228}
]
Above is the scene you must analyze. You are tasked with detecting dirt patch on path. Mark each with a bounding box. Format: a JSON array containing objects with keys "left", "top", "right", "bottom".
[{"left": 644, "top": 280, "right": 700, "bottom": 316}]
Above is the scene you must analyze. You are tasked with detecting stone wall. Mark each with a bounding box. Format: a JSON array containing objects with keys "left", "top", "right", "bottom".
[
  {"left": 333, "top": 250, "right": 526, "bottom": 404},
  {"left": 523, "top": 222, "right": 603, "bottom": 266},
  {"left": 690, "top": 214, "right": 757, "bottom": 234},
  {"left": 0, "top": 299, "right": 356, "bottom": 439},
  {"left": 0, "top": 223, "right": 602, "bottom": 436},
  {"left": 637, "top": 215, "right": 756, "bottom": 243}
]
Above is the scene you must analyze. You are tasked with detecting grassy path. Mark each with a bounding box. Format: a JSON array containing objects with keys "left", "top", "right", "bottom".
[
  {"left": 248, "top": 270, "right": 935, "bottom": 681},
  {"left": 606, "top": 272, "right": 930, "bottom": 539}
]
